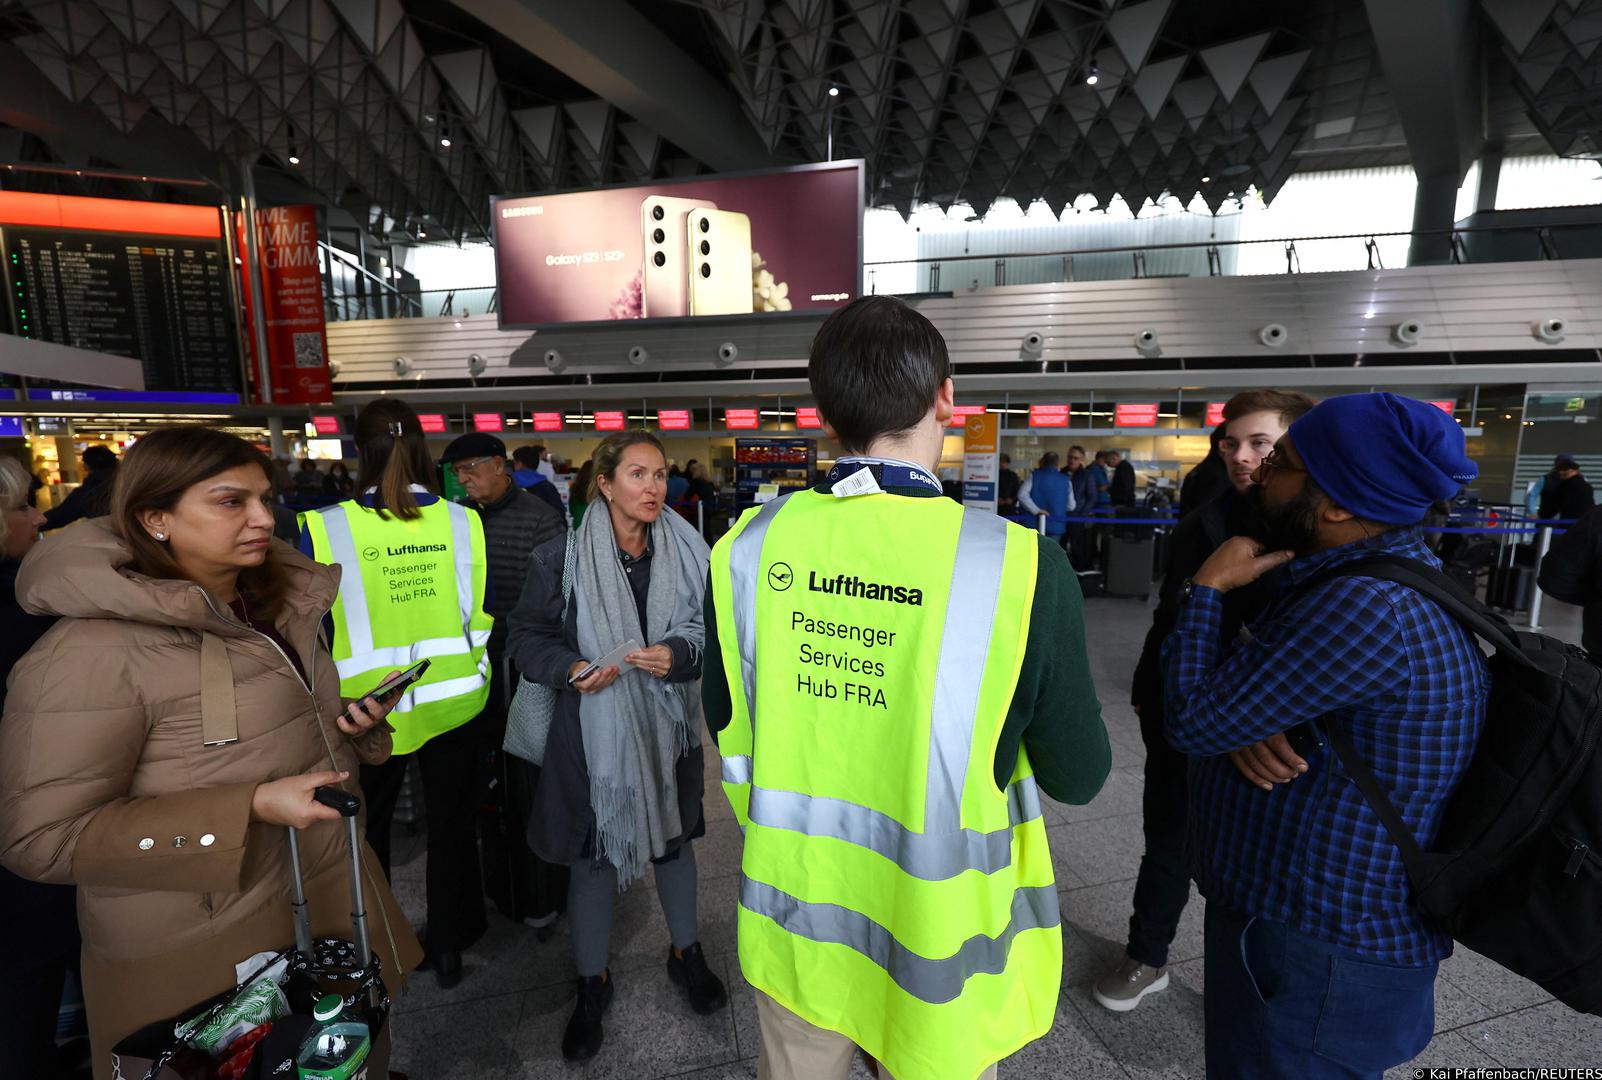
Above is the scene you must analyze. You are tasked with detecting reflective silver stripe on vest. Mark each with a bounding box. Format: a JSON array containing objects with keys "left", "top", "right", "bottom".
[
  {"left": 722, "top": 755, "right": 754, "bottom": 785},
  {"left": 925, "top": 510, "right": 1008, "bottom": 831},
  {"left": 319, "top": 506, "right": 374, "bottom": 660},
  {"left": 740, "top": 875, "right": 1060, "bottom": 1005},
  {"left": 747, "top": 774, "right": 1043, "bottom": 879},
  {"left": 727, "top": 495, "right": 790, "bottom": 729},
  {"left": 448, "top": 503, "right": 477, "bottom": 644},
  {"left": 332, "top": 633, "right": 492, "bottom": 680}
]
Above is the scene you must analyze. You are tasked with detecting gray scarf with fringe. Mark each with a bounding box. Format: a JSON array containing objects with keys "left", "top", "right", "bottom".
[{"left": 573, "top": 503, "right": 709, "bottom": 885}]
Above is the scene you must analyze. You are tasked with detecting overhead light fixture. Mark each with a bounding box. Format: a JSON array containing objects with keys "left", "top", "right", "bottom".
[
  {"left": 828, "top": 85, "right": 840, "bottom": 98},
  {"left": 1085, "top": 63, "right": 1100, "bottom": 86},
  {"left": 1200, "top": 175, "right": 1211, "bottom": 183},
  {"left": 416, "top": 224, "right": 427, "bottom": 239},
  {"left": 439, "top": 121, "right": 452, "bottom": 149}
]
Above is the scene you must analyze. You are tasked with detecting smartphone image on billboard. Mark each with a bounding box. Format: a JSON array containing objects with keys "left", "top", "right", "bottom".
[
  {"left": 686, "top": 208, "right": 753, "bottom": 317},
  {"left": 641, "top": 196, "right": 717, "bottom": 318}
]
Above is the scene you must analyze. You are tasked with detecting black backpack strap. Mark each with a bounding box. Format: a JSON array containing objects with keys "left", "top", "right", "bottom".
[
  {"left": 1312, "top": 554, "right": 1532, "bottom": 665},
  {"left": 1324, "top": 725, "right": 1432, "bottom": 891},
  {"left": 1307, "top": 553, "right": 1518, "bottom": 893}
]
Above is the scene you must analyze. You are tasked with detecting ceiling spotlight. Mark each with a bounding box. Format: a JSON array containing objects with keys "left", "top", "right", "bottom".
[
  {"left": 439, "top": 134, "right": 452, "bottom": 149},
  {"left": 1201, "top": 175, "right": 1211, "bottom": 183},
  {"left": 1085, "top": 63, "right": 1100, "bottom": 86},
  {"left": 416, "top": 225, "right": 427, "bottom": 239},
  {"left": 828, "top": 85, "right": 840, "bottom": 98},
  {"left": 288, "top": 151, "right": 301, "bottom": 166}
]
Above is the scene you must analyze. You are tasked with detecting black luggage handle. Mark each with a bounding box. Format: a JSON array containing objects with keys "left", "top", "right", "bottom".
[
  {"left": 288, "top": 788, "right": 372, "bottom": 990},
  {"left": 314, "top": 786, "right": 361, "bottom": 817}
]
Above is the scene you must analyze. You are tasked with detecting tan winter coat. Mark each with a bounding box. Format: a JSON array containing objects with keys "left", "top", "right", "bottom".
[{"left": 0, "top": 519, "right": 421, "bottom": 1079}]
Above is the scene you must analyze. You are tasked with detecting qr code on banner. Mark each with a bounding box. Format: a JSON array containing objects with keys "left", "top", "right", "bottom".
[{"left": 293, "top": 331, "right": 325, "bottom": 369}]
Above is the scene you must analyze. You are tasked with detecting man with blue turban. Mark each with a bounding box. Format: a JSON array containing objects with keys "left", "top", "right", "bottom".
[{"left": 1159, "top": 392, "right": 1490, "bottom": 1078}]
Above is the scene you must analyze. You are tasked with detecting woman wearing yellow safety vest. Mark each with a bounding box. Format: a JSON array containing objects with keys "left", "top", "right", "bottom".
[
  {"left": 507, "top": 430, "right": 727, "bottom": 1062},
  {"left": 300, "top": 398, "right": 494, "bottom": 991}
]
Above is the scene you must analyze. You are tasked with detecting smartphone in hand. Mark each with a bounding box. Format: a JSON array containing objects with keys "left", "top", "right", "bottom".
[{"left": 364, "top": 659, "right": 431, "bottom": 704}]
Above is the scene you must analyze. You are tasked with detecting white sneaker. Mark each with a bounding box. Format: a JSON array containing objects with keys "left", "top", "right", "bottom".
[{"left": 1092, "top": 955, "right": 1170, "bottom": 1012}]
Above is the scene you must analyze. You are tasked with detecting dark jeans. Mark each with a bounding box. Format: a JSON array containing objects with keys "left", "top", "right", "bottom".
[
  {"left": 1126, "top": 703, "right": 1192, "bottom": 969},
  {"left": 1203, "top": 905, "right": 1437, "bottom": 1079},
  {"left": 361, "top": 714, "right": 488, "bottom": 954}
]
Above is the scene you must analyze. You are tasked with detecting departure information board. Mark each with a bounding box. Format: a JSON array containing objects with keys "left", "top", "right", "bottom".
[{"left": 3, "top": 226, "right": 240, "bottom": 394}]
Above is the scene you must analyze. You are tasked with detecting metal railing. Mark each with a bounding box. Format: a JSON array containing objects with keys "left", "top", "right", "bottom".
[{"left": 322, "top": 220, "right": 1602, "bottom": 323}]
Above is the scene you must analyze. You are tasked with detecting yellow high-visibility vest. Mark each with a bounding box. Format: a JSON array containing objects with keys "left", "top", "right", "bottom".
[
  {"left": 302, "top": 490, "right": 492, "bottom": 754},
  {"left": 710, "top": 483, "right": 1058, "bottom": 1080}
]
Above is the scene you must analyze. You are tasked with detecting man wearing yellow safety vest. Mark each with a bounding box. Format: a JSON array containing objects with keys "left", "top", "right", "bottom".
[{"left": 704, "top": 296, "right": 1112, "bottom": 1080}]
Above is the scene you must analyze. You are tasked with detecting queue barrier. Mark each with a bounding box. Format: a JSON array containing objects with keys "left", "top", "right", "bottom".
[{"left": 1002, "top": 507, "right": 1590, "bottom": 633}]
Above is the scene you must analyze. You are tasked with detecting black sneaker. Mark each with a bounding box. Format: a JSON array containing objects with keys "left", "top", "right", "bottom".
[
  {"left": 666, "top": 943, "right": 728, "bottom": 1015},
  {"left": 561, "top": 972, "right": 614, "bottom": 1061}
]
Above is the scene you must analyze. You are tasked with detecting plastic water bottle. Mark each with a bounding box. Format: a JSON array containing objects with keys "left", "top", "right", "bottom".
[{"left": 297, "top": 994, "right": 371, "bottom": 1080}]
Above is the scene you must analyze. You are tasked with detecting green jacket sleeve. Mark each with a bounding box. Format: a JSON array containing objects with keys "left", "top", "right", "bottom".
[
  {"left": 702, "top": 569, "right": 733, "bottom": 742},
  {"left": 992, "top": 536, "right": 1111, "bottom": 803}
]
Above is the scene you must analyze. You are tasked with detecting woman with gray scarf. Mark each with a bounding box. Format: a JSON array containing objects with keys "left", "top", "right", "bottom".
[{"left": 508, "top": 430, "right": 726, "bottom": 1062}]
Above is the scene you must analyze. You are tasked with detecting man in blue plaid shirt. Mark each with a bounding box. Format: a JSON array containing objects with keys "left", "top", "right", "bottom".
[{"left": 1162, "top": 393, "right": 1489, "bottom": 1078}]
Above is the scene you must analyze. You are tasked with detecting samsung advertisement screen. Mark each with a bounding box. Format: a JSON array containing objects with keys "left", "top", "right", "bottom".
[{"left": 491, "top": 161, "right": 863, "bottom": 330}]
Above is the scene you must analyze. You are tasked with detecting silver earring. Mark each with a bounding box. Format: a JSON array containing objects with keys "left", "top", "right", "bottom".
[{"left": 154, "top": 532, "right": 166, "bottom": 541}]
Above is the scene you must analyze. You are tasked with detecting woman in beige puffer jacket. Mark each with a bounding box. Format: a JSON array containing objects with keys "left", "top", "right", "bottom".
[{"left": 0, "top": 428, "right": 422, "bottom": 1079}]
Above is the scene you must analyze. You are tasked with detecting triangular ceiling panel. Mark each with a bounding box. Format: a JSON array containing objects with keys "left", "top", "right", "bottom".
[
  {"left": 1247, "top": 49, "right": 1309, "bottom": 116},
  {"left": 1199, "top": 32, "right": 1270, "bottom": 104},
  {"left": 1132, "top": 54, "right": 1185, "bottom": 120},
  {"left": 1106, "top": 0, "right": 1173, "bottom": 72},
  {"left": 1483, "top": 0, "right": 1558, "bottom": 52}
]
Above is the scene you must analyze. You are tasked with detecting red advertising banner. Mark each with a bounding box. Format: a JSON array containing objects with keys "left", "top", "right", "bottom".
[
  {"left": 1427, "top": 400, "right": 1456, "bottom": 414},
  {"left": 473, "top": 412, "right": 504, "bottom": 433},
  {"left": 1207, "top": 402, "right": 1227, "bottom": 427},
  {"left": 240, "top": 205, "right": 332, "bottom": 405},
  {"left": 594, "top": 410, "right": 626, "bottom": 431},
  {"left": 795, "top": 407, "right": 822, "bottom": 429},
  {"left": 658, "top": 409, "right": 692, "bottom": 430},
  {"left": 310, "top": 415, "right": 340, "bottom": 435},
  {"left": 417, "top": 413, "right": 447, "bottom": 434},
  {"left": 725, "top": 408, "right": 761, "bottom": 430},
  {"left": 1116, "top": 403, "right": 1160, "bottom": 427},
  {"left": 532, "top": 412, "right": 564, "bottom": 433},
  {"left": 1029, "top": 404, "right": 1071, "bottom": 428},
  {"left": 492, "top": 161, "right": 863, "bottom": 329}
]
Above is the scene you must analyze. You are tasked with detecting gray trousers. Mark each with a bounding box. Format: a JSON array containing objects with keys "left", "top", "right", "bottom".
[{"left": 569, "top": 842, "right": 700, "bottom": 977}]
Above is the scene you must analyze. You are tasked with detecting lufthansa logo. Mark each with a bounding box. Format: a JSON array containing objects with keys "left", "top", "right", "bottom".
[
  {"left": 362, "top": 546, "right": 380, "bottom": 562},
  {"left": 767, "top": 562, "right": 794, "bottom": 591}
]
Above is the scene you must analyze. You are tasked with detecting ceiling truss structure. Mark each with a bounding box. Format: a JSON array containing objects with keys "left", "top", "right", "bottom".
[
  {"left": 679, "top": 0, "right": 1318, "bottom": 217},
  {"left": 1483, "top": 0, "right": 1602, "bottom": 160},
  {"left": 0, "top": 0, "right": 1593, "bottom": 242}
]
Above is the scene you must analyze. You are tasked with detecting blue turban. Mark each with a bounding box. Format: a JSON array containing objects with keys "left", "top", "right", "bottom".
[{"left": 1287, "top": 392, "right": 1477, "bottom": 525}]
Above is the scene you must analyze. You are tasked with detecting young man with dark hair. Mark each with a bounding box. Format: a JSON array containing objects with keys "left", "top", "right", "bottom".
[
  {"left": 704, "top": 295, "right": 1109, "bottom": 1080},
  {"left": 511, "top": 445, "right": 569, "bottom": 519},
  {"left": 1097, "top": 387, "right": 1316, "bottom": 1013},
  {"left": 1166, "top": 392, "right": 1487, "bottom": 1076}
]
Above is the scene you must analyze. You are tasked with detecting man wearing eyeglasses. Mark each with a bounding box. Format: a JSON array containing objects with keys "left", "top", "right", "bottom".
[
  {"left": 1162, "top": 393, "right": 1487, "bottom": 1078},
  {"left": 440, "top": 433, "right": 569, "bottom": 937}
]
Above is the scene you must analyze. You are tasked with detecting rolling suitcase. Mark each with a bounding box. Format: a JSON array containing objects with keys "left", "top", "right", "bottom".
[{"left": 111, "top": 787, "right": 390, "bottom": 1080}]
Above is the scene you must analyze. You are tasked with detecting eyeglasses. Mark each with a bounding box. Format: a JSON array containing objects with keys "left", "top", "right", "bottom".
[
  {"left": 450, "top": 456, "right": 497, "bottom": 480},
  {"left": 1258, "top": 448, "right": 1307, "bottom": 477}
]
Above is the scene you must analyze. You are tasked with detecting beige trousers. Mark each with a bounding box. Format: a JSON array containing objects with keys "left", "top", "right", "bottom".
[{"left": 754, "top": 990, "right": 1000, "bottom": 1080}]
